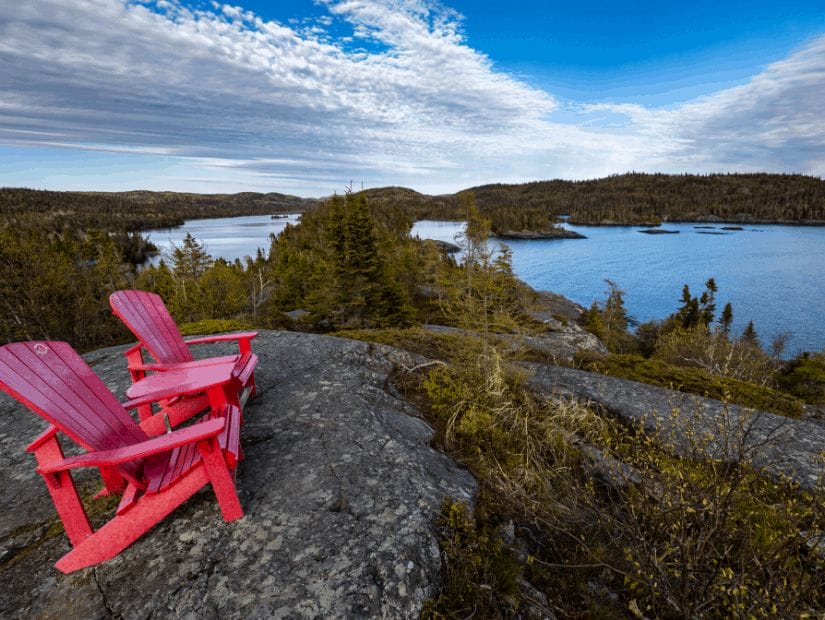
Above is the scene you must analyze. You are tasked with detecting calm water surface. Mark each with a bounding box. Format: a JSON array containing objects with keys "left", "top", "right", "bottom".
[
  {"left": 144, "top": 214, "right": 301, "bottom": 265},
  {"left": 413, "top": 220, "right": 825, "bottom": 355},
  {"left": 145, "top": 216, "right": 824, "bottom": 354}
]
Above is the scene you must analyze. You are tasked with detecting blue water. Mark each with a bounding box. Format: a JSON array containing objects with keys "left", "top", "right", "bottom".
[
  {"left": 144, "top": 216, "right": 824, "bottom": 354},
  {"left": 412, "top": 220, "right": 825, "bottom": 355},
  {"left": 144, "top": 214, "right": 301, "bottom": 266}
]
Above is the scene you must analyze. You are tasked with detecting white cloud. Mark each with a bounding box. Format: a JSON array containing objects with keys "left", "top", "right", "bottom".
[
  {"left": 0, "top": 0, "right": 823, "bottom": 195},
  {"left": 586, "top": 37, "right": 825, "bottom": 176}
]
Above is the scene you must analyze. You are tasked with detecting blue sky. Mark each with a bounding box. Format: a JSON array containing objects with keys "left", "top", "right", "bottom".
[{"left": 1, "top": 0, "right": 824, "bottom": 195}]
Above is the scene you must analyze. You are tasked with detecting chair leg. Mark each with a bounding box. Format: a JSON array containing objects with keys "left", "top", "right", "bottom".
[
  {"left": 42, "top": 471, "right": 94, "bottom": 547},
  {"left": 248, "top": 375, "right": 257, "bottom": 399},
  {"left": 54, "top": 466, "right": 209, "bottom": 573},
  {"left": 198, "top": 438, "right": 243, "bottom": 522},
  {"left": 32, "top": 437, "right": 93, "bottom": 546}
]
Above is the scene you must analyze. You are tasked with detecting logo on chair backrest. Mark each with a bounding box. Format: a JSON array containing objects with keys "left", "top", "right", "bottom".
[{"left": 34, "top": 343, "right": 49, "bottom": 356}]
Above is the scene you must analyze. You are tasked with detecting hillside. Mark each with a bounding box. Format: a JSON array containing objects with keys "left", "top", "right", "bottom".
[
  {"left": 0, "top": 187, "right": 319, "bottom": 232},
  {"left": 358, "top": 173, "right": 825, "bottom": 227},
  {"left": 4, "top": 173, "right": 823, "bottom": 236}
]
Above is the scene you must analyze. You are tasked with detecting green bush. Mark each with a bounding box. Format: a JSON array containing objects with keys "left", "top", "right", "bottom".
[
  {"left": 777, "top": 353, "right": 825, "bottom": 406},
  {"left": 576, "top": 352, "right": 806, "bottom": 418},
  {"left": 178, "top": 319, "right": 255, "bottom": 336},
  {"left": 422, "top": 500, "right": 520, "bottom": 618}
]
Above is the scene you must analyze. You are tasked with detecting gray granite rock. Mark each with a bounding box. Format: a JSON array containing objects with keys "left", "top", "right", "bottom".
[
  {"left": 520, "top": 331, "right": 607, "bottom": 364},
  {"left": 526, "top": 363, "right": 825, "bottom": 490},
  {"left": 421, "top": 323, "right": 606, "bottom": 364},
  {"left": 0, "top": 331, "right": 476, "bottom": 618}
]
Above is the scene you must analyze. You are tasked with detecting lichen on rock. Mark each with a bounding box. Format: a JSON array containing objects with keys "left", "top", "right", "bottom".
[{"left": 0, "top": 331, "right": 476, "bottom": 618}]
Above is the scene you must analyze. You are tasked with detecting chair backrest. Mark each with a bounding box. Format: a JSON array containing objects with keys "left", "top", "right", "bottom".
[
  {"left": 109, "top": 290, "right": 193, "bottom": 364},
  {"left": 0, "top": 341, "right": 149, "bottom": 482}
]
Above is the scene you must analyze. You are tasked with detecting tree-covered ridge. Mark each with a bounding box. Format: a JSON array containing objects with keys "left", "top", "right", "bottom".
[
  {"left": 359, "top": 173, "right": 825, "bottom": 228},
  {"left": 4, "top": 173, "right": 823, "bottom": 237},
  {"left": 356, "top": 187, "right": 564, "bottom": 234},
  {"left": 537, "top": 173, "right": 825, "bottom": 224},
  {"left": 0, "top": 187, "right": 318, "bottom": 232}
]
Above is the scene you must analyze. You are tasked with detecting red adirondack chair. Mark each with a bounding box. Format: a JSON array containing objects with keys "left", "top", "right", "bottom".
[
  {"left": 109, "top": 289, "right": 258, "bottom": 426},
  {"left": 0, "top": 341, "right": 244, "bottom": 573}
]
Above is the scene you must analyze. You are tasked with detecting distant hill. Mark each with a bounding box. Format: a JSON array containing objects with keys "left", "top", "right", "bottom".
[
  {"left": 464, "top": 173, "right": 825, "bottom": 225},
  {"left": 357, "top": 173, "right": 825, "bottom": 230},
  {"left": 3, "top": 173, "right": 824, "bottom": 235},
  {"left": 0, "top": 188, "right": 319, "bottom": 232}
]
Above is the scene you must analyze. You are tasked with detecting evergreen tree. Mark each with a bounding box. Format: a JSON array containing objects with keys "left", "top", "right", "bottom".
[
  {"left": 741, "top": 321, "right": 760, "bottom": 348},
  {"left": 677, "top": 278, "right": 718, "bottom": 329},
  {"left": 699, "top": 277, "right": 717, "bottom": 325},
  {"left": 719, "top": 302, "right": 733, "bottom": 337}
]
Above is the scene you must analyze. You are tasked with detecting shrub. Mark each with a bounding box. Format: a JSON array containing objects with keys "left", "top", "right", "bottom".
[
  {"left": 653, "top": 325, "right": 776, "bottom": 386},
  {"left": 576, "top": 352, "right": 805, "bottom": 418},
  {"left": 777, "top": 352, "right": 825, "bottom": 406},
  {"left": 423, "top": 500, "right": 521, "bottom": 618},
  {"left": 178, "top": 318, "right": 254, "bottom": 336}
]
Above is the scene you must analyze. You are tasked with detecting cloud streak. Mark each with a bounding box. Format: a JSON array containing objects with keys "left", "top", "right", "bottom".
[{"left": 0, "top": 0, "right": 823, "bottom": 194}]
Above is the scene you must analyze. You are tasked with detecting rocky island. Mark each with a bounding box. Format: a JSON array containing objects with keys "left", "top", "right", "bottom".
[{"left": 494, "top": 228, "right": 586, "bottom": 240}]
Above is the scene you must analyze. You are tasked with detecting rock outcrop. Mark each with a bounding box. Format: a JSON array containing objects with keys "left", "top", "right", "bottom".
[
  {"left": 0, "top": 331, "right": 476, "bottom": 618},
  {"left": 495, "top": 229, "right": 586, "bottom": 240},
  {"left": 526, "top": 363, "right": 825, "bottom": 490},
  {"left": 422, "top": 323, "right": 606, "bottom": 364}
]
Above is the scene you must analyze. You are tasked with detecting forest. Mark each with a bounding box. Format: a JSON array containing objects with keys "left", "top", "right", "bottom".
[
  {"left": 0, "top": 187, "right": 317, "bottom": 232},
  {"left": 6, "top": 173, "right": 822, "bottom": 246},
  {"left": 357, "top": 173, "right": 825, "bottom": 226}
]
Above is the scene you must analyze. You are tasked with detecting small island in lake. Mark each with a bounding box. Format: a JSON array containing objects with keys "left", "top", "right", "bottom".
[
  {"left": 495, "top": 228, "right": 586, "bottom": 240},
  {"left": 639, "top": 228, "right": 679, "bottom": 234}
]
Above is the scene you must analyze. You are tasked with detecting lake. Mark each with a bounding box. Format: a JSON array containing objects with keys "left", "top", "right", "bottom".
[
  {"left": 146, "top": 216, "right": 825, "bottom": 355},
  {"left": 144, "top": 214, "right": 301, "bottom": 265},
  {"left": 412, "top": 220, "right": 825, "bottom": 355}
]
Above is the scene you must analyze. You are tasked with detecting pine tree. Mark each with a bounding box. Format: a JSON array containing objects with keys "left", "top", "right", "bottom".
[
  {"left": 741, "top": 320, "right": 760, "bottom": 348},
  {"left": 719, "top": 302, "right": 733, "bottom": 337},
  {"left": 700, "top": 277, "right": 717, "bottom": 325}
]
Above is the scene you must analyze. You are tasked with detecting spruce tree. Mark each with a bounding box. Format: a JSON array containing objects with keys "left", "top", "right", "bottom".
[
  {"left": 719, "top": 302, "right": 733, "bottom": 337},
  {"left": 742, "top": 320, "right": 760, "bottom": 348}
]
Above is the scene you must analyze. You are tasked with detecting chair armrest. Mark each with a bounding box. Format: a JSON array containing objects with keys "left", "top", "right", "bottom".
[
  {"left": 26, "top": 425, "right": 59, "bottom": 452},
  {"left": 124, "top": 362, "right": 166, "bottom": 372},
  {"left": 36, "top": 417, "right": 226, "bottom": 474},
  {"left": 183, "top": 332, "right": 258, "bottom": 346},
  {"left": 121, "top": 387, "right": 183, "bottom": 411},
  {"left": 129, "top": 359, "right": 235, "bottom": 373}
]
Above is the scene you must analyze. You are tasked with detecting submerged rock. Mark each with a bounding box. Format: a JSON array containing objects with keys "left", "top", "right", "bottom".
[{"left": 0, "top": 332, "right": 476, "bottom": 618}]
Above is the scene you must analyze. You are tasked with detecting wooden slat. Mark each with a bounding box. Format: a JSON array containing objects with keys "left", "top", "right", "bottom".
[
  {"left": 233, "top": 353, "right": 258, "bottom": 387},
  {"left": 111, "top": 290, "right": 192, "bottom": 364},
  {"left": 1, "top": 345, "right": 127, "bottom": 450},
  {"left": 140, "top": 291, "right": 192, "bottom": 363},
  {"left": 2, "top": 343, "right": 144, "bottom": 448},
  {"left": 145, "top": 442, "right": 202, "bottom": 493},
  {"left": 0, "top": 342, "right": 150, "bottom": 482},
  {"left": 41, "top": 343, "right": 145, "bottom": 448}
]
